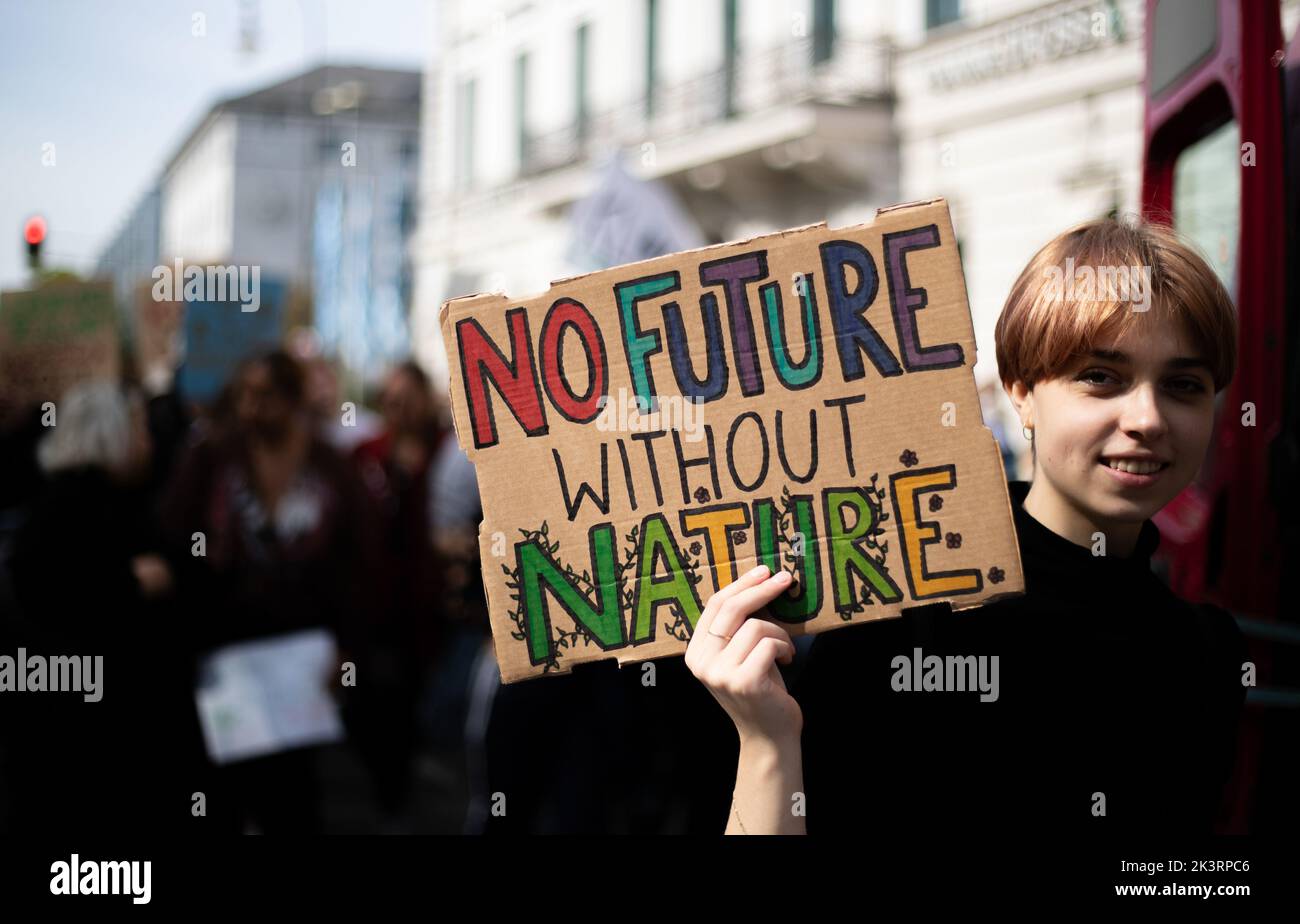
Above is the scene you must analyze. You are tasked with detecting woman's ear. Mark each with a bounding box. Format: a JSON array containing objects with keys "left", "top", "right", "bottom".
[{"left": 1004, "top": 380, "right": 1034, "bottom": 429}]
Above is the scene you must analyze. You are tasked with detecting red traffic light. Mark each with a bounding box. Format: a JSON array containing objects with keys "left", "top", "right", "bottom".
[{"left": 24, "top": 216, "right": 46, "bottom": 246}]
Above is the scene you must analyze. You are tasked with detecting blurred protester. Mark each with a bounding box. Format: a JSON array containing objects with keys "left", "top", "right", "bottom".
[
  {"left": 423, "top": 420, "right": 494, "bottom": 806},
  {"left": 2, "top": 381, "right": 201, "bottom": 832},
  {"left": 0, "top": 404, "right": 46, "bottom": 540},
  {"left": 0, "top": 404, "right": 47, "bottom": 650},
  {"left": 303, "top": 354, "right": 382, "bottom": 453},
  {"left": 348, "top": 360, "right": 448, "bottom": 829},
  {"left": 159, "top": 349, "right": 378, "bottom": 833},
  {"left": 443, "top": 425, "right": 634, "bottom": 834},
  {"left": 139, "top": 382, "right": 195, "bottom": 505}
]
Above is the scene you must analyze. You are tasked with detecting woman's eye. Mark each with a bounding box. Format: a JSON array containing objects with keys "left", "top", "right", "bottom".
[{"left": 1077, "top": 369, "right": 1116, "bottom": 386}]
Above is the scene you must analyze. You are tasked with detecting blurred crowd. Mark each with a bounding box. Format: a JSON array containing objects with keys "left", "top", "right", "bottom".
[{"left": 0, "top": 345, "right": 737, "bottom": 834}]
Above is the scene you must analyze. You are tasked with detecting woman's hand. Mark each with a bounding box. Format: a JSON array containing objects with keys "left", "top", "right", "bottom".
[
  {"left": 131, "top": 553, "right": 174, "bottom": 598},
  {"left": 685, "top": 564, "right": 802, "bottom": 745}
]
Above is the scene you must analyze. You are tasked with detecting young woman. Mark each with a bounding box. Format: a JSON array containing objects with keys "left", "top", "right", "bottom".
[
  {"left": 685, "top": 217, "right": 1246, "bottom": 835},
  {"left": 160, "top": 350, "right": 380, "bottom": 833}
]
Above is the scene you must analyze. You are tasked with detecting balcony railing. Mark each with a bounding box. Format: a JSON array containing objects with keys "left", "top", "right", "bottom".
[{"left": 520, "top": 37, "right": 894, "bottom": 177}]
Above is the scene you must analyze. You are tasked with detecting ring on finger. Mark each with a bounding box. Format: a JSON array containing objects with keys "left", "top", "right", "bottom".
[{"left": 707, "top": 627, "right": 732, "bottom": 641}]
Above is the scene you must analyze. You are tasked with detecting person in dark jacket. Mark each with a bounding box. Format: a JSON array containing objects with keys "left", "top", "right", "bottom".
[
  {"left": 795, "top": 478, "right": 1245, "bottom": 834},
  {"left": 3, "top": 381, "right": 200, "bottom": 833},
  {"left": 349, "top": 361, "right": 448, "bottom": 828},
  {"left": 684, "top": 217, "right": 1247, "bottom": 834},
  {"left": 159, "top": 350, "right": 378, "bottom": 833}
]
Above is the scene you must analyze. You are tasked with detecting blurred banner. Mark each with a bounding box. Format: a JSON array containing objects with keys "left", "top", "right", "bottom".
[
  {"left": 177, "top": 276, "right": 287, "bottom": 404},
  {"left": 568, "top": 158, "right": 705, "bottom": 272},
  {"left": 0, "top": 279, "right": 119, "bottom": 420}
]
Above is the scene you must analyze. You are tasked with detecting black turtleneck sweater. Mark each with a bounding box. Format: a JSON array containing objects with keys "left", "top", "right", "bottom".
[{"left": 795, "top": 480, "right": 1246, "bottom": 834}]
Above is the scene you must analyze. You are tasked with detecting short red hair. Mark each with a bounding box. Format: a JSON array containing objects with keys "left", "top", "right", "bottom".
[{"left": 995, "top": 217, "right": 1237, "bottom": 393}]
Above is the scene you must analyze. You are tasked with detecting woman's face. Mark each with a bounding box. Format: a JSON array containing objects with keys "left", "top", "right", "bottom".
[
  {"left": 236, "top": 362, "right": 294, "bottom": 441},
  {"left": 1008, "top": 319, "right": 1218, "bottom": 529},
  {"left": 380, "top": 370, "right": 431, "bottom": 434}
]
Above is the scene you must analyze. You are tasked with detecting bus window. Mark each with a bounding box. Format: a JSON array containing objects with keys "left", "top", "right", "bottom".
[
  {"left": 1171, "top": 117, "right": 1240, "bottom": 486},
  {"left": 1148, "top": 0, "right": 1219, "bottom": 99},
  {"left": 1171, "top": 118, "right": 1240, "bottom": 295}
]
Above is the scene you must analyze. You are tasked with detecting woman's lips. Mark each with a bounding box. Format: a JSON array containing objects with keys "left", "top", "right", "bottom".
[{"left": 1098, "top": 458, "right": 1170, "bottom": 487}]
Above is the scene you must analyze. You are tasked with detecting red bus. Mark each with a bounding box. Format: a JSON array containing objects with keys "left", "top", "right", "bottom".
[{"left": 1142, "top": 0, "right": 1298, "bottom": 832}]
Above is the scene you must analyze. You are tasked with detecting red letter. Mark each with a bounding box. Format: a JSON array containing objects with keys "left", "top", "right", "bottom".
[
  {"left": 457, "top": 307, "right": 548, "bottom": 448},
  {"left": 539, "top": 297, "right": 608, "bottom": 423}
]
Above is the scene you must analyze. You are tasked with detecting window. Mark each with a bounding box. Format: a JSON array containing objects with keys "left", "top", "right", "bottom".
[
  {"left": 645, "top": 0, "right": 658, "bottom": 118},
  {"left": 1149, "top": 0, "right": 1218, "bottom": 98},
  {"left": 319, "top": 134, "right": 343, "bottom": 163},
  {"left": 397, "top": 192, "right": 414, "bottom": 235},
  {"left": 723, "top": 0, "right": 738, "bottom": 118},
  {"left": 515, "top": 52, "right": 529, "bottom": 171},
  {"left": 399, "top": 134, "right": 417, "bottom": 166},
  {"left": 813, "top": 0, "right": 835, "bottom": 64},
  {"left": 454, "top": 77, "right": 476, "bottom": 191},
  {"left": 575, "top": 23, "right": 590, "bottom": 139},
  {"left": 925, "top": 0, "right": 960, "bottom": 31},
  {"left": 1173, "top": 118, "right": 1240, "bottom": 295}
]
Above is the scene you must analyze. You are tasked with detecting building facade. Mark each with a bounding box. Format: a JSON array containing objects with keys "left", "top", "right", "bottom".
[
  {"left": 412, "top": 0, "right": 903, "bottom": 383},
  {"left": 898, "top": 6, "right": 1139, "bottom": 350},
  {"left": 415, "top": 0, "right": 1297, "bottom": 474},
  {"left": 95, "top": 185, "right": 162, "bottom": 325},
  {"left": 895, "top": 0, "right": 1147, "bottom": 472}
]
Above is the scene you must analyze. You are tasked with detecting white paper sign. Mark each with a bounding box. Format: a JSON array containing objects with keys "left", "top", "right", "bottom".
[{"left": 194, "top": 628, "right": 344, "bottom": 765}]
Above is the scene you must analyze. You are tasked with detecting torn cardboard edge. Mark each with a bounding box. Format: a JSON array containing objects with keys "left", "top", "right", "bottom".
[
  {"left": 437, "top": 201, "right": 980, "bottom": 477},
  {"left": 435, "top": 200, "right": 948, "bottom": 321}
]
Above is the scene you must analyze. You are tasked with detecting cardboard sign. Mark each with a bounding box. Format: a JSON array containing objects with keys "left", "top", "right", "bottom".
[
  {"left": 0, "top": 280, "right": 119, "bottom": 421},
  {"left": 440, "top": 198, "right": 1024, "bottom": 683}
]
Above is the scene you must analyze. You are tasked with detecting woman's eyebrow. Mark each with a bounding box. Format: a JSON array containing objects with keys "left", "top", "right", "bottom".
[
  {"left": 1086, "top": 348, "right": 1129, "bottom": 364},
  {"left": 1087, "top": 348, "right": 1211, "bottom": 373}
]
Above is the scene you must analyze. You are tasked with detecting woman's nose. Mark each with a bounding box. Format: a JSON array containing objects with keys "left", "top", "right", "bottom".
[{"left": 1118, "top": 383, "right": 1169, "bottom": 440}]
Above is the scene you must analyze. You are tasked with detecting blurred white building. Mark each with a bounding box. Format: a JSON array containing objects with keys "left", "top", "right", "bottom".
[
  {"left": 898, "top": 0, "right": 1144, "bottom": 383},
  {"left": 152, "top": 64, "right": 422, "bottom": 384},
  {"left": 412, "top": 0, "right": 904, "bottom": 383},
  {"left": 413, "top": 0, "right": 1159, "bottom": 472}
]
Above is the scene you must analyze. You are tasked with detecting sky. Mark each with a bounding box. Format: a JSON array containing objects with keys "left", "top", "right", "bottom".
[{"left": 0, "top": 0, "right": 431, "bottom": 290}]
